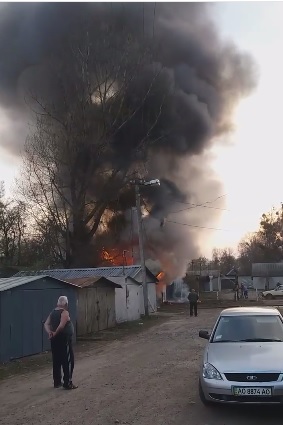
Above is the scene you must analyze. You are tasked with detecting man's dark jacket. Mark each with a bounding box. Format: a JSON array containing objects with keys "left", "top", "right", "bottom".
[{"left": 188, "top": 292, "right": 199, "bottom": 303}]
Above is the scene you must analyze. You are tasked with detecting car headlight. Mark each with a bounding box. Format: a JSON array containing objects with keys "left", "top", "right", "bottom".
[{"left": 202, "top": 363, "right": 223, "bottom": 380}]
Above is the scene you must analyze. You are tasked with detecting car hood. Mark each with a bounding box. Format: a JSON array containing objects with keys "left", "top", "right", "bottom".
[{"left": 207, "top": 342, "right": 283, "bottom": 372}]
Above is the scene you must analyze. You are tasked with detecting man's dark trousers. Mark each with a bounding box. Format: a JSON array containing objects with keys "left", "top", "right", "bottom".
[
  {"left": 190, "top": 302, "right": 198, "bottom": 317},
  {"left": 51, "top": 335, "right": 74, "bottom": 387}
]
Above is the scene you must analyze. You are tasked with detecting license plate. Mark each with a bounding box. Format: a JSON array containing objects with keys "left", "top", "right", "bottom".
[{"left": 233, "top": 387, "right": 272, "bottom": 396}]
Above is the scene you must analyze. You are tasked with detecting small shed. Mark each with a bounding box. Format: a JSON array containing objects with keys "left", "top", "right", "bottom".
[
  {"left": 0, "top": 275, "right": 77, "bottom": 363},
  {"left": 65, "top": 277, "right": 122, "bottom": 335}
]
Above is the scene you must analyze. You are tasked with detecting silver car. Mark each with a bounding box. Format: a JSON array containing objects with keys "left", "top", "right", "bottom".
[{"left": 199, "top": 307, "right": 283, "bottom": 405}]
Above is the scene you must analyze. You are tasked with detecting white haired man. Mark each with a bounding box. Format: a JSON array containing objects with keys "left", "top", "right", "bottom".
[{"left": 44, "top": 296, "right": 77, "bottom": 390}]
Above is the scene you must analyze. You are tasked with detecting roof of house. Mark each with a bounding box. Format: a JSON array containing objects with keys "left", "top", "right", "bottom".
[
  {"left": 186, "top": 269, "right": 220, "bottom": 277},
  {"left": 0, "top": 275, "right": 77, "bottom": 292},
  {"left": 64, "top": 277, "right": 122, "bottom": 289},
  {"left": 101, "top": 276, "right": 141, "bottom": 286},
  {"left": 15, "top": 265, "right": 158, "bottom": 282},
  {"left": 252, "top": 263, "right": 283, "bottom": 277}
]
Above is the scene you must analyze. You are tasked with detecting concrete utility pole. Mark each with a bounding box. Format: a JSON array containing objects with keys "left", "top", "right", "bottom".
[
  {"left": 135, "top": 183, "right": 149, "bottom": 316},
  {"left": 131, "top": 178, "right": 160, "bottom": 317}
]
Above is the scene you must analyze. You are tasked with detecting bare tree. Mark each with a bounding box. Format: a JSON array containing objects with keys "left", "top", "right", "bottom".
[
  {"left": 19, "top": 28, "right": 169, "bottom": 267},
  {"left": 211, "top": 247, "right": 237, "bottom": 275},
  {"left": 238, "top": 207, "right": 283, "bottom": 274},
  {"left": 0, "top": 197, "right": 26, "bottom": 266}
]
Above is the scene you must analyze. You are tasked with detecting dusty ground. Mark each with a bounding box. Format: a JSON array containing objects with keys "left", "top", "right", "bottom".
[{"left": 1, "top": 308, "right": 282, "bottom": 425}]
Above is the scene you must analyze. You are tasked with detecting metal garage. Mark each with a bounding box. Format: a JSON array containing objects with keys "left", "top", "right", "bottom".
[
  {"left": 64, "top": 277, "right": 122, "bottom": 335},
  {"left": 0, "top": 275, "right": 77, "bottom": 363}
]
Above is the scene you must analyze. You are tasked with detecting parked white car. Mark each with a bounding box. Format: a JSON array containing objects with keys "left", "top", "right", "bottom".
[{"left": 261, "top": 285, "right": 283, "bottom": 300}]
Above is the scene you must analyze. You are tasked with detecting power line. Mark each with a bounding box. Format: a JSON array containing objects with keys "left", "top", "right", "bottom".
[
  {"left": 166, "top": 220, "right": 231, "bottom": 232},
  {"left": 141, "top": 194, "right": 242, "bottom": 232},
  {"left": 175, "top": 194, "right": 227, "bottom": 207},
  {"left": 142, "top": 193, "right": 228, "bottom": 215},
  {"left": 170, "top": 204, "right": 229, "bottom": 214},
  {"left": 141, "top": 196, "right": 230, "bottom": 231}
]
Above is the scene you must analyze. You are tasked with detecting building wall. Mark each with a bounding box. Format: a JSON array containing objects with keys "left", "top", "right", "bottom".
[
  {"left": 132, "top": 270, "right": 157, "bottom": 313},
  {"left": 253, "top": 276, "right": 283, "bottom": 290},
  {"left": 139, "top": 283, "right": 157, "bottom": 314},
  {"left": 126, "top": 284, "right": 142, "bottom": 322},
  {"left": 109, "top": 276, "right": 156, "bottom": 322},
  {"left": 115, "top": 286, "right": 128, "bottom": 323},
  {"left": 147, "top": 283, "right": 157, "bottom": 312},
  {"left": 114, "top": 283, "right": 142, "bottom": 324},
  {"left": 0, "top": 278, "right": 77, "bottom": 363},
  {"left": 76, "top": 286, "right": 116, "bottom": 336},
  {"left": 212, "top": 277, "right": 221, "bottom": 291}
]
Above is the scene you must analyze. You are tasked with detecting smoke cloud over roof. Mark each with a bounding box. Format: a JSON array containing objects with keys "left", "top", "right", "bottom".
[{"left": 0, "top": 3, "right": 257, "bottom": 278}]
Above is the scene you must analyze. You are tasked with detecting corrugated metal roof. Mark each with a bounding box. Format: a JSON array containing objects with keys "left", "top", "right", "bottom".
[
  {"left": 15, "top": 265, "right": 157, "bottom": 281},
  {"left": 64, "top": 277, "right": 122, "bottom": 289},
  {"left": 186, "top": 270, "right": 220, "bottom": 277},
  {"left": 252, "top": 263, "right": 283, "bottom": 277},
  {"left": 0, "top": 275, "right": 77, "bottom": 292}
]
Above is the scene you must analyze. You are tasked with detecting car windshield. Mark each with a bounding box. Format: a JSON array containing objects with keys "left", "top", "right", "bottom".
[{"left": 212, "top": 315, "right": 283, "bottom": 343}]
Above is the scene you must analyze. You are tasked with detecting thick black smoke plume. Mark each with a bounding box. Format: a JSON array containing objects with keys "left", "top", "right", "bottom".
[{"left": 0, "top": 3, "right": 257, "bottom": 278}]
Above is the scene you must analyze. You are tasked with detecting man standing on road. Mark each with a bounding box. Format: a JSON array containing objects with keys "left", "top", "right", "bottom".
[
  {"left": 44, "top": 296, "right": 78, "bottom": 390},
  {"left": 187, "top": 289, "right": 199, "bottom": 317},
  {"left": 234, "top": 282, "right": 240, "bottom": 301}
]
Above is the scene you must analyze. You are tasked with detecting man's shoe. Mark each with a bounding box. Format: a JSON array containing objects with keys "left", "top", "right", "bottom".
[
  {"left": 54, "top": 383, "right": 62, "bottom": 388},
  {"left": 63, "top": 382, "right": 78, "bottom": 390}
]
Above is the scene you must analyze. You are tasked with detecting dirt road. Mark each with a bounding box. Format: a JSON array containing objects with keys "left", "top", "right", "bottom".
[{"left": 0, "top": 309, "right": 282, "bottom": 425}]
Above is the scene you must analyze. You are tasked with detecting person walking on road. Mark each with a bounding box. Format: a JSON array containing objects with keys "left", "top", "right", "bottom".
[
  {"left": 188, "top": 289, "right": 199, "bottom": 317},
  {"left": 44, "top": 296, "right": 78, "bottom": 390}
]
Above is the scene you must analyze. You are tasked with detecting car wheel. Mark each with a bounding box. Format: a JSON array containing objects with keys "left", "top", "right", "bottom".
[
  {"left": 199, "top": 380, "right": 214, "bottom": 406},
  {"left": 266, "top": 294, "right": 273, "bottom": 300}
]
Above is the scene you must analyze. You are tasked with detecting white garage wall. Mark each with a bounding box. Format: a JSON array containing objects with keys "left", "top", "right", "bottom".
[
  {"left": 106, "top": 276, "right": 142, "bottom": 323},
  {"left": 253, "top": 276, "right": 283, "bottom": 290},
  {"left": 126, "top": 284, "right": 141, "bottom": 322},
  {"left": 115, "top": 286, "right": 128, "bottom": 323},
  {"left": 139, "top": 283, "right": 157, "bottom": 314}
]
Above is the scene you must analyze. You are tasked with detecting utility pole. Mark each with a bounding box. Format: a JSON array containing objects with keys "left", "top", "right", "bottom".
[
  {"left": 130, "top": 178, "right": 160, "bottom": 316},
  {"left": 135, "top": 184, "right": 149, "bottom": 316}
]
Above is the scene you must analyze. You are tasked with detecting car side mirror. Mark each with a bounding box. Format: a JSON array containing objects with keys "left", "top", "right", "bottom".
[{"left": 199, "top": 330, "right": 210, "bottom": 340}]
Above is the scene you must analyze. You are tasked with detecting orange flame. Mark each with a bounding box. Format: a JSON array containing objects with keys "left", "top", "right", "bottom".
[
  {"left": 100, "top": 247, "right": 134, "bottom": 266},
  {"left": 157, "top": 271, "right": 165, "bottom": 281}
]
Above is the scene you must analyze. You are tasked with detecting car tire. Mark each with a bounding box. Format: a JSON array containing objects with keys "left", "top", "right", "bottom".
[
  {"left": 266, "top": 294, "right": 273, "bottom": 300},
  {"left": 199, "top": 380, "right": 214, "bottom": 406}
]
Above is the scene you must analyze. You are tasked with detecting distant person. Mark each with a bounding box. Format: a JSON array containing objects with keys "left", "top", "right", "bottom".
[
  {"left": 234, "top": 282, "right": 240, "bottom": 301},
  {"left": 44, "top": 296, "right": 77, "bottom": 390},
  {"left": 188, "top": 289, "right": 199, "bottom": 317},
  {"left": 240, "top": 283, "right": 245, "bottom": 299},
  {"left": 244, "top": 285, "right": 248, "bottom": 299},
  {"left": 276, "top": 282, "right": 281, "bottom": 289}
]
